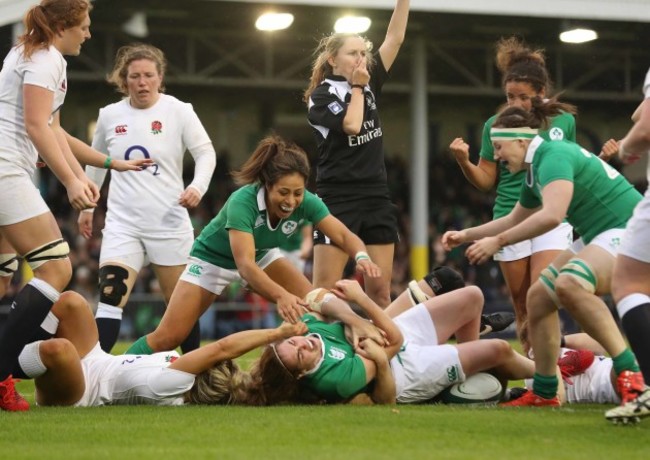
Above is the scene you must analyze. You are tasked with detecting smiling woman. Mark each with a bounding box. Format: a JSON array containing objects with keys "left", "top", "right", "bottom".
[{"left": 125, "top": 135, "right": 381, "bottom": 357}]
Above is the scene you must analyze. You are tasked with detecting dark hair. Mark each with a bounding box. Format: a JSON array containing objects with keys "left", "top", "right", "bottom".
[
  {"left": 244, "top": 346, "right": 303, "bottom": 406},
  {"left": 231, "top": 135, "right": 310, "bottom": 187},
  {"left": 18, "top": 0, "right": 92, "bottom": 59},
  {"left": 495, "top": 36, "right": 549, "bottom": 95},
  {"left": 303, "top": 33, "right": 375, "bottom": 104},
  {"left": 493, "top": 97, "right": 577, "bottom": 131},
  {"left": 107, "top": 43, "right": 167, "bottom": 96}
]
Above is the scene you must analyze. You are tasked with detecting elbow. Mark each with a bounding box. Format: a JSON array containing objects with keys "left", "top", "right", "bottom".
[
  {"left": 342, "top": 123, "right": 361, "bottom": 136},
  {"left": 544, "top": 214, "right": 563, "bottom": 229}
]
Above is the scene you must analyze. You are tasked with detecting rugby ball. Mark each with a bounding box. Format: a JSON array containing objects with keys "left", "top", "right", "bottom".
[{"left": 439, "top": 372, "right": 503, "bottom": 405}]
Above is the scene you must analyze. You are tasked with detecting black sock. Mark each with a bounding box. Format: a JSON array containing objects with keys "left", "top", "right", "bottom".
[
  {"left": 180, "top": 321, "right": 201, "bottom": 354},
  {"left": 96, "top": 317, "right": 122, "bottom": 352},
  {"left": 621, "top": 303, "right": 650, "bottom": 385},
  {"left": 0, "top": 280, "right": 58, "bottom": 380}
]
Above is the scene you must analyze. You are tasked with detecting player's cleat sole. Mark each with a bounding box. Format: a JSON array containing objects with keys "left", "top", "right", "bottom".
[
  {"left": 480, "top": 311, "right": 515, "bottom": 336},
  {"left": 605, "top": 388, "right": 650, "bottom": 425}
]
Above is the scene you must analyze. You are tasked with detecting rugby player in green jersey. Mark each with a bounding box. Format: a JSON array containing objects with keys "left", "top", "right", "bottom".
[
  {"left": 126, "top": 135, "right": 380, "bottom": 356},
  {"left": 443, "top": 98, "right": 644, "bottom": 408}
]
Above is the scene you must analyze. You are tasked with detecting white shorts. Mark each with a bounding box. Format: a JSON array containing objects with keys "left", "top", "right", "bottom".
[
  {"left": 390, "top": 304, "right": 465, "bottom": 403},
  {"left": 494, "top": 222, "right": 573, "bottom": 262},
  {"left": 619, "top": 189, "right": 650, "bottom": 263},
  {"left": 279, "top": 249, "right": 306, "bottom": 273},
  {"left": 0, "top": 170, "right": 49, "bottom": 226},
  {"left": 569, "top": 228, "right": 625, "bottom": 258},
  {"left": 74, "top": 343, "right": 115, "bottom": 407},
  {"left": 179, "top": 248, "right": 284, "bottom": 295},
  {"left": 100, "top": 225, "right": 193, "bottom": 269}
]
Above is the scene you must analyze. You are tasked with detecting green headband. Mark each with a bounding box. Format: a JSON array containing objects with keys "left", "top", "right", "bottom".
[{"left": 490, "top": 127, "right": 539, "bottom": 141}]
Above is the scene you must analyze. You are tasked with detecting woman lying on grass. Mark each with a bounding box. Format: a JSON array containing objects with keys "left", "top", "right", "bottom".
[
  {"left": 246, "top": 267, "right": 535, "bottom": 405},
  {"left": 11, "top": 291, "right": 306, "bottom": 406}
]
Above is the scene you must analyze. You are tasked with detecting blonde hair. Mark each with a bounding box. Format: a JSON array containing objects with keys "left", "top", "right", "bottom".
[
  {"left": 303, "top": 33, "right": 375, "bottom": 104},
  {"left": 18, "top": 0, "right": 92, "bottom": 59},
  {"left": 184, "top": 360, "right": 251, "bottom": 405},
  {"left": 107, "top": 43, "right": 167, "bottom": 96}
]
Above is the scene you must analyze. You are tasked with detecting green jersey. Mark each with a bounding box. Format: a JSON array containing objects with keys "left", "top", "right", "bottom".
[
  {"left": 481, "top": 112, "right": 576, "bottom": 218},
  {"left": 300, "top": 314, "right": 368, "bottom": 402},
  {"left": 519, "top": 138, "right": 642, "bottom": 244},
  {"left": 191, "top": 184, "right": 329, "bottom": 269}
]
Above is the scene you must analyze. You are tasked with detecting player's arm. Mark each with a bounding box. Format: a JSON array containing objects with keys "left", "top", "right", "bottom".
[
  {"left": 169, "top": 322, "right": 308, "bottom": 375},
  {"left": 230, "top": 229, "right": 305, "bottom": 323},
  {"left": 493, "top": 180, "right": 572, "bottom": 247},
  {"left": 449, "top": 138, "right": 498, "bottom": 192},
  {"left": 357, "top": 341, "right": 397, "bottom": 405}
]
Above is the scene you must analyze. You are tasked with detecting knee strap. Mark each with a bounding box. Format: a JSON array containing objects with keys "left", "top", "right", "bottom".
[
  {"left": 559, "top": 258, "right": 597, "bottom": 294},
  {"left": 407, "top": 280, "right": 430, "bottom": 306},
  {"left": 0, "top": 253, "right": 19, "bottom": 277},
  {"left": 24, "top": 239, "right": 70, "bottom": 270},
  {"left": 539, "top": 265, "right": 562, "bottom": 307},
  {"left": 98, "top": 265, "right": 131, "bottom": 307}
]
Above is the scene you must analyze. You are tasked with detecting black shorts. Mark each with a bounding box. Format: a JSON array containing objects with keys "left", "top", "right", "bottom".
[{"left": 314, "top": 196, "right": 399, "bottom": 246}]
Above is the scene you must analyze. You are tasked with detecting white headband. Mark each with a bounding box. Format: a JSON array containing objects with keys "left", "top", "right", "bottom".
[{"left": 490, "top": 127, "right": 539, "bottom": 141}]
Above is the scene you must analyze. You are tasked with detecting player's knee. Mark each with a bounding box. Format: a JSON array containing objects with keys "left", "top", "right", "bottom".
[
  {"left": 98, "top": 265, "right": 131, "bottom": 307},
  {"left": 55, "top": 291, "right": 89, "bottom": 316},
  {"left": 39, "top": 338, "right": 76, "bottom": 366}
]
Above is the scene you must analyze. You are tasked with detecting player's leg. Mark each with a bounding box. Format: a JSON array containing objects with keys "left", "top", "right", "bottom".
[
  {"left": 422, "top": 286, "right": 483, "bottom": 344},
  {"left": 0, "top": 234, "right": 18, "bottom": 300},
  {"left": 263, "top": 256, "right": 313, "bottom": 299},
  {"left": 0, "top": 212, "right": 71, "bottom": 411},
  {"left": 312, "top": 244, "right": 348, "bottom": 290},
  {"left": 151, "top": 263, "right": 200, "bottom": 353},
  {"left": 363, "top": 243, "right": 393, "bottom": 308},
  {"left": 455, "top": 339, "right": 535, "bottom": 381},
  {"left": 555, "top": 242, "right": 642, "bottom": 404},
  {"left": 95, "top": 262, "right": 138, "bottom": 352},
  {"left": 498, "top": 257, "right": 530, "bottom": 344},
  {"left": 94, "top": 228, "right": 145, "bottom": 352}
]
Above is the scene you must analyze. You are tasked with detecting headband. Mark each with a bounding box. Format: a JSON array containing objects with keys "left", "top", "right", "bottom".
[{"left": 490, "top": 127, "right": 539, "bottom": 141}]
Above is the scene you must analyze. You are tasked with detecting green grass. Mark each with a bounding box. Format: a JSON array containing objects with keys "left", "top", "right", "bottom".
[{"left": 1, "top": 343, "right": 649, "bottom": 460}]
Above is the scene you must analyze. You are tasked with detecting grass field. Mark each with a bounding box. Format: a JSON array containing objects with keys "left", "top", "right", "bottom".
[{"left": 1, "top": 343, "right": 649, "bottom": 460}]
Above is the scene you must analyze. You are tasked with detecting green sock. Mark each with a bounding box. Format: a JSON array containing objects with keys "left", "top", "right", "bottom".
[
  {"left": 125, "top": 336, "right": 154, "bottom": 355},
  {"left": 532, "top": 373, "right": 558, "bottom": 400},
  {"left": 612, "top": 349, "right": 640, "bottom": 375}
]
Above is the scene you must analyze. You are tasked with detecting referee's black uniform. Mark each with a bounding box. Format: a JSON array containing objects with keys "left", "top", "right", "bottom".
[{"left": 308, "top": 55, "right": 399, "bottom": 247}]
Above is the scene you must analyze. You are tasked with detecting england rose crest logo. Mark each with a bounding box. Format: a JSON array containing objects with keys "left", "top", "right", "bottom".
[{"left": 151, "top": 120, "right": 162, "bottom": 134}]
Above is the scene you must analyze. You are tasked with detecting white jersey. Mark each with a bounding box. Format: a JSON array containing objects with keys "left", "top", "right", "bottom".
[
  {"left": 75, "top": 344, "right": 195, "bottom": 406},
  {"left": 88, "top": 94, "right": 213, "bottom": 234},
  {"left": 0, "top": 45, "right": 67, "bottom": 175},
  {"left": 525, "top": 349, "right": 619, "bottom": 405}
]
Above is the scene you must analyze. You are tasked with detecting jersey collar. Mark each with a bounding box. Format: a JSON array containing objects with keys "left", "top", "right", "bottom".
[
  {"left": 302, "top": 333, "right": 326, "bottom": 376},
  {"left": 524, "top": 135, "right": 545, "bottom": 165}
]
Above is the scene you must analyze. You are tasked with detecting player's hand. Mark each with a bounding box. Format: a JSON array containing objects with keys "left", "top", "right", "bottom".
[
  {"left": 276, "top": 293, "right": 308, "bottom": 324},
  {"left": 347, "top": 321, "right": 388, "bottom": 350},
  {"left": 110, "top": 158, "right": 155, "bottom": 172},
  {"left": 278, "top": 321, "right": 308, "bottom": 338},
  {"left": 465, "top": 237, "right": 500, "bottom": 265},
  {"left": 441, "top": 230, "right": 468, "bottom": 251},
  {"left": 598, "top": 139, "right": 619, "bottom": 162},
  {"left": 77, "top": 211, "right": 94, "bottom": 239},
  {"left": 356, "top": 337, "right": 388, "bottom": 362},
  {"left": 331, "top": 279, "right": 366, "bottom": 303},
  {"left": 179, "top": 187, "right": 201, "bottom": 209},
  {"left": 65, "top": 178, "right": 97, "bottom": 211},
  {"left": 449, "top": 137, "right": 470, "bottom": 164},
  {"left": 354, "top": 258, "right": 381, "bottom": 278}
]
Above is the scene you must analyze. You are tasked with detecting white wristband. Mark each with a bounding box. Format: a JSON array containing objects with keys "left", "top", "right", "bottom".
[{"left": 355, "top": 251, "right": 370, "bottom": 263}]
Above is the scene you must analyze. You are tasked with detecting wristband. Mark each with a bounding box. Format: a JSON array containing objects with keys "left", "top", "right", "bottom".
[
  {"left": 305, "top": 288, "right": 334, "bottom": 313},
  {"left": 355, "top": 251, "right": 371, "bottom": 263},
  {"left": 103, "top": 156, "right": 112, "bottom": 169},
  {"left": 350, "top": 84, "right": 365, "bottom": 90}
]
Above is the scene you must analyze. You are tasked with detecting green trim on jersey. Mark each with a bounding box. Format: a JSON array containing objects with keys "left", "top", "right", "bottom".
[
  {"left": 190, "top": 184, "right": 330, "bottom": 269},
  {"left": 519, "top": 140, "right": 641, "bottom": 244},
  {"left": 300, "top": 314, "right": 368, "bottom": 402},
  {"left": 480, "top": 112, "right": 576, "bottom": 218}
]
